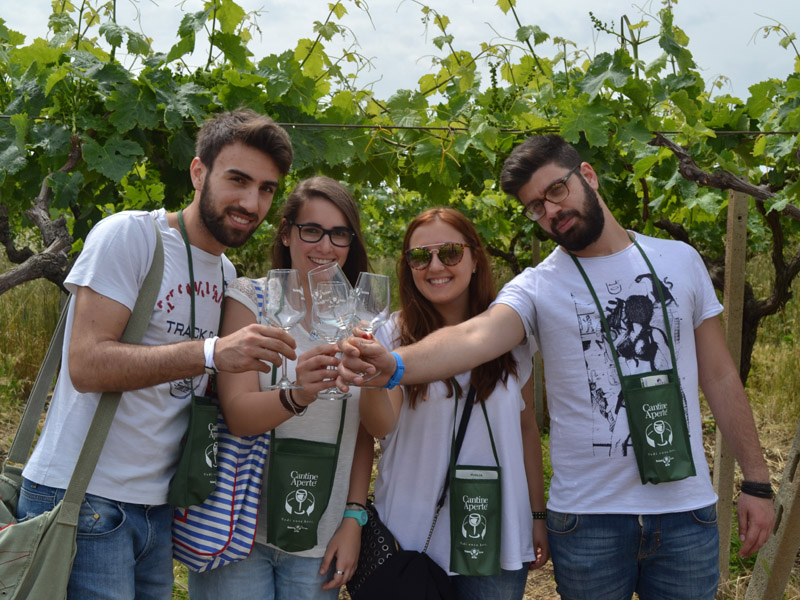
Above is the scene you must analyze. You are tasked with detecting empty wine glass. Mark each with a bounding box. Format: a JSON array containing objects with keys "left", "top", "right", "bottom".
[
  {"left": 352, "top": 272, "right": 391, "bottom": 386},
  {"left": 262, "top": 269, "right": 306, "bottom": 390},
  {"left": 353, "top": 272, "right": 390, "bottom": 336},
  {"left": 309, "top": 268, "right": 354, "bottom": 400}
]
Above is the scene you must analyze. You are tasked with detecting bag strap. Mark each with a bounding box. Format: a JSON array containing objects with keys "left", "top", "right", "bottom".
[
  {"left": 423, "top": 383, "right": 476, "bottom": 553},
  {"left": 568, "top": 232, "right": 679, "bottom": 383},
  {"left": 52, "top": 217, "right": 164, "bottom": 526}
]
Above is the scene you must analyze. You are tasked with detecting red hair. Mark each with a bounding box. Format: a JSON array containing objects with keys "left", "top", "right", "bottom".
[{"left": 395, "top": 208, "right": 518, "bottom": 406}]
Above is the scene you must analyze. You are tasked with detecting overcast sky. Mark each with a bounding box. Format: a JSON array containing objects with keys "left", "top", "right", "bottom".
[{"left": 5, "top": 0, "right": 798, "bottom": 100}]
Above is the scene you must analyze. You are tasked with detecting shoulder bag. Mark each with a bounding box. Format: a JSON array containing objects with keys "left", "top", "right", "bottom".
[{"left": 172, "top": 278, "right": 271, "bottom": 572}]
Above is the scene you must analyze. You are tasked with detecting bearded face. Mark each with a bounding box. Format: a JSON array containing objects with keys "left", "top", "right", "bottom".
[
  {"left": 541, "top": 174, "right": 605, "bottom": 252},
  {"left": 198, "top": 172, "right": 263, "bottom": 248}
]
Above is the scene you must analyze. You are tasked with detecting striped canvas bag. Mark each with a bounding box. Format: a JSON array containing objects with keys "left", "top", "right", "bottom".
[{"left": 172, "top": 279, "right": 271, "bottom": 572}]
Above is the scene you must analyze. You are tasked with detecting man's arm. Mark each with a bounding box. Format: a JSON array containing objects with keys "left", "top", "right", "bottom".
[
  {"left": 338, "top": 303, "right": 527, "bottom": 388},
  {"left": 695, "top": 316, "right": 774, "bottom": 557},
  {"left": 69, "top": 285, "right": 296, "bottom": 393},
  {"left": 520, "top": 376, "right": 550, "bottom": 570}
]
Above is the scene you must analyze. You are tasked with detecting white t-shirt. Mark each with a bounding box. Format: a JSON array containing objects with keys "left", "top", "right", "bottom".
[
  {"left": 24, "top": 209, "right": 235, "bottom": 505},
  {"left": 226, "top": 277, "right": 362, "bottom": 558},
  {"left": 373, "top": 315, "right": 536, "bottom": 573},
  {"left": 494, "top": 233, "right": 721, "bottom": 514}
]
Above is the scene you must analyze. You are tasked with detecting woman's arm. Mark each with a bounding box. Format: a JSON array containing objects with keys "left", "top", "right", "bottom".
[
  {"left": 358, "top": 385, "right": 403, "bottom": 439},
  {"left": 217, "top": 297, "right": 340, "bottom": 436},
  {"left": 320, "top": 424, "right": 375, "bottom": 589}
]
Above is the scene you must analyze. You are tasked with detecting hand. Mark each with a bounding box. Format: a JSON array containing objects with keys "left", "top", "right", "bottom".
[
  {"left": 736, "top": 493, "right": 774, "bottom": 557},
  {"left": 336, "top": 334, "right": 395, "bottom": 390},
  {"left": 319, "top": 517, "right": 362, "bottom": 590},
  {"left": 213, "top": 323, "right": 297, "bottom": 374},
  {"left": 292, "top": 343, "right": 342, "bottom": 405},
  {"left": 529, "top": 520, "right": 550, "bottom": 570}
]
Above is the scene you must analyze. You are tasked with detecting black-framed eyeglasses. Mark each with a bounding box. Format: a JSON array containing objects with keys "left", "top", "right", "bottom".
[
  {"left": 405, "top": 242, "right": 470, "bottom": 270},
  {"left": 523, "top": 164, "right": 581, "bottom": 222},
  {"left": 289, "top": 221, "right": 355, "bottom": 247}
]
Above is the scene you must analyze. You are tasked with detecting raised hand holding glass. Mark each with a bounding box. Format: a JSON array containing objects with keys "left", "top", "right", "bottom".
[
  {"left": 262, "top": 269, "right": 306, "bottom": 390},
  {"left": 308, "top": 262, "right": 354, "bottom": 400}
]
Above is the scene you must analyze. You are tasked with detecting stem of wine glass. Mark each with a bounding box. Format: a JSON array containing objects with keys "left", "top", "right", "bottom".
[{"left": 281, "top": 326, "right": 290, "bottom": 383}]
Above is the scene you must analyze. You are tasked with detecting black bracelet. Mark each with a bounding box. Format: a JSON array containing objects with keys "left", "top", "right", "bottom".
[
  {"left": 740, "top": 480, "right": 774, "bottom": 499},
  {"left": 279, "top": 389, "right": 306, "bottom": 416},
  {"left": 346, "top": 501, "right": 368, "bottom": 511},
  {"left": 287, "top": 389, "right": 308, "bottom": 416},
  {"left": 532, "top": 511, "right": 547, "bottom": 520}
]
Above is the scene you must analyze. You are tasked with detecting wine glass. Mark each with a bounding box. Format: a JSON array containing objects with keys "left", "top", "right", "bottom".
[
  {"left": 352, "top": 272, "right": 391, "bottom": 386},
  {"left": 353, "top": 272, "right": 390, "bottom": 336},
  {"left": 262, "top": 269, "right": 306, "bottom": 390},
  {"left": 309, "top": 266, "right": 354, "bottom": 400}
]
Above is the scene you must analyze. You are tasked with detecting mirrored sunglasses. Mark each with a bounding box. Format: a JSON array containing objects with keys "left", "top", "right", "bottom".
[{"left": 405, "top": 242, "right": 470, "bottom": 270}]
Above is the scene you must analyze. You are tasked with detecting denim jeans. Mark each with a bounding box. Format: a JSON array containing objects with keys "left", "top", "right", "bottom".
[
  {"left": 450, "top": 563, "right": 530, "bottom": 600},
  {"left": 187, "top": 541, "right": 340, "bottom": 600},
  {"left": 17, "top": 478, "right": 174, "bottom": 600},
  {"left": 546, "top": 506, "right": 720, "bottom": 600}
]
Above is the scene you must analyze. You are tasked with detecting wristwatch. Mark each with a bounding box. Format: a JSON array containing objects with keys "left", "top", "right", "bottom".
[{"left": 343, "top": 508, "right": 368, "bottom": 526}]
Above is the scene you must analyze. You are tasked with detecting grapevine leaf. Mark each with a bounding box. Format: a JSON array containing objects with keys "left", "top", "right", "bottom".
[
  {"left": 82, "top": 137, "right": 143, "bottom": 181},
  {"left": 560, "top": 100, "right": 613, "bottom": 146},
  {"left": 579, "top": 53, "right": 630, "bottom": 100},
  {"left": 214, "top": 32, "right": 250, "bottom": 69},
  {"left": 216, "top": 0, "right": 246, "bottom": 35},
  {"left": 99, "top": 22, "right": 125, "bottom": 48},
  {"left": 107, "top": 83, "right": 159, "bottom": 133}
]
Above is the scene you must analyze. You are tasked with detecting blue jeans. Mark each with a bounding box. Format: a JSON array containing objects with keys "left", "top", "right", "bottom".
[
  {"left": 17, "top": 478, "right": 174, "bottom": 600},
  {"left": 187, "top": 541, "right": 339, "bottom": 600},
  {"left": 450, "top": 563, "right": 530, "bottom": 600},
  {"left": 546, "top": 506, "right": 720, "bottom": 600}
]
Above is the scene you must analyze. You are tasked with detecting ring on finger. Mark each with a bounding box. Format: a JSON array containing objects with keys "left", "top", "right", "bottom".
[{"left": 335, "top": 570, "right": 345, "bottom": 575}]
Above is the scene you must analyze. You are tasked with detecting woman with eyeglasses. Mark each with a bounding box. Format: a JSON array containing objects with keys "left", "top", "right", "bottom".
[
  {"left": 189, "top": 176, "right": 374, "bottom": 600},
  {"left": 358, "top": 208, "right": 549, "bottom": 599}
]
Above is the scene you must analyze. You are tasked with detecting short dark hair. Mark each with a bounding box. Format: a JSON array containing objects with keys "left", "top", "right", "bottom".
[
  {"left": 195, "top": 109, "right": 293, "bottom": 175},
  {"left": 500, "top": 134, "right": 582, "bottom": 199},
  {"left": 271, "top": 176, "right": 370, "bottom": 285}
]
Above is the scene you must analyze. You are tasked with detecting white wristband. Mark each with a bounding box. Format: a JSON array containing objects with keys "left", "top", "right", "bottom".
[{"left": 203, "top": 336, "right": 219, "bottom": 375}]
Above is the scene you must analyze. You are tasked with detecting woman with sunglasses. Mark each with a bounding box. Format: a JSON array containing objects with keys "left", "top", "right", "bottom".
[
  {"left": 189, "top": 176, "right": 374, "bottom": 600},
  {"left": 359, "top": 208, "right": 549, "bottom": 599}
]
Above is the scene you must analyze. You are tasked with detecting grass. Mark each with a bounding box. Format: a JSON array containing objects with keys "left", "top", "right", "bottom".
[{"left": 0, "top": 252, "right": 797, "bottom": 599}]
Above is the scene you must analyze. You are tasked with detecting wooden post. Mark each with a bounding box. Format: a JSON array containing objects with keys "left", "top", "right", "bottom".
[
  {"left": 745, "top": 420, "right": 800, "bottom": 599},
  {"left": 714, "top": 190, "right": 748, "bottom": 582},
  {"left": 531, "top": 238, "right": 545, "bottom": 430}
]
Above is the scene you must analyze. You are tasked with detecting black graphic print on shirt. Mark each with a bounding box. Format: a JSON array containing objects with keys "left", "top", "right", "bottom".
[{"left": 573, "top": 271, "right": 684, "bottom": 458}]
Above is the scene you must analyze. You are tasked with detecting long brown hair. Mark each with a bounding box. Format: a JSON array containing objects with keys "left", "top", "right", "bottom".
[
  {"left": 270, "top": 176, "right": 369, "bottom": 285},
  {"left": 395, "top": 208, "right": 517, "bottom": 406}
]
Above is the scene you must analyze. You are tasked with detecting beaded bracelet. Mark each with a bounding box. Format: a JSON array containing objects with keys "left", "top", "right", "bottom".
[
  {"left": 740, "top": 480, "right": 774, "bottom": 499},
  {"left": 532, "top": 511, "right": 547, "bottom": 520}
]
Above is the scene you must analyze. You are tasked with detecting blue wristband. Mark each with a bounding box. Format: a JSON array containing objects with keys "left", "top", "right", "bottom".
[{"left": 384, "top": 352, "right": 405, "bottom": 389}]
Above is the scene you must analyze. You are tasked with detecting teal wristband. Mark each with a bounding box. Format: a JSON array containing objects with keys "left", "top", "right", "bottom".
[
  {"left": 384, "top": 352, "right": 405, "bottom": 389},
  {"left": 343, "top": 508, "right": 368, "bottom": 526}
]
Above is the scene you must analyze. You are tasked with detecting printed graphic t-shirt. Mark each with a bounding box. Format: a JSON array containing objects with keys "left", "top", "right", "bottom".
[
  {"left": 24, "top": 209, "right": 235, "bottom": 505},
  {"left": 494, "top": 233, "right": 721, "bottom": 514}
]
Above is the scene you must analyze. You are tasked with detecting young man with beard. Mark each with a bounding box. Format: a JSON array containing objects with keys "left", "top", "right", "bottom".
[
  {"left": 338, "top": 134, "right": 775, "bottom": 599},
  {"left": 18, "top": 109, "right": 296, "bottom": 599}
]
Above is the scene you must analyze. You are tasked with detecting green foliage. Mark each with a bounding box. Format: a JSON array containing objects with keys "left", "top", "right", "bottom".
[{"left": 1, "top": 0, "right": 799, "bottom": 306}]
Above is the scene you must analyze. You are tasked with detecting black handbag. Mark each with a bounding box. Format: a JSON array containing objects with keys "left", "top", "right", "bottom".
[
  {"left": 347, "top": 502, "right": 453, "bottom": 600},
  {"left": 346, "top": 383, "right": 475, "bottom": 600}
]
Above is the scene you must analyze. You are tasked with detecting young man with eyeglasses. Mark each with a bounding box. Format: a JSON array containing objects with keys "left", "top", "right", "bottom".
[
  {"left": 338, "top": 134, "right": 775, "bottom": 600},
  {"left": 18, "top": 109, "right": 296, "bottom": 599}
]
